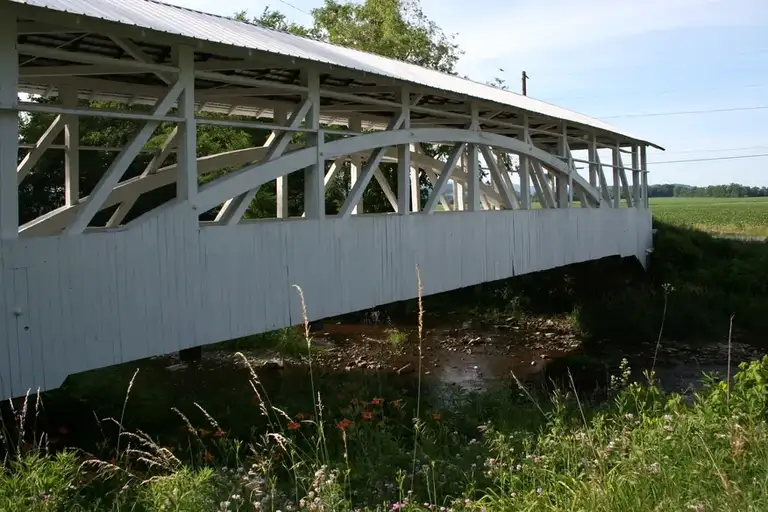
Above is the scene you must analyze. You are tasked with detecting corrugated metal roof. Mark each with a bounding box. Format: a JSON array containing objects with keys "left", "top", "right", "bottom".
[{"left": 10, "top": 0, "right": 660, "bottom": 148}]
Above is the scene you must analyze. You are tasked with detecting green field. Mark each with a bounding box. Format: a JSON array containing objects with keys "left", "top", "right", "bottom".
[{"left": 650, "top": 197, "right": 768, "bottom": 238}]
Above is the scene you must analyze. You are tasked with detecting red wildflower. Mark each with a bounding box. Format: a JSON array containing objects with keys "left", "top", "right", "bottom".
[
  {"left": 362, "top": 411, "right": 373, "bottom": 420},
  {"left": 336, "top": 418, "right": 353, "bottom": 431},
  {"left": 371, "top": 397, "right": 383, "bottom": 406},
  {"left": 432, "top": 412, "right": 441, "bottom": 422},
  {"left": 287, "top": 421, "right": 301, "bottom": 431},
  {"left": 390, "top": 399, "right": 402, "bottom": 408},
  {"left": 202, "top": 451, "right": 214, "bottom": 462},
  {"left": 213, "top": 428, "right": 226, "bottom": 438}
]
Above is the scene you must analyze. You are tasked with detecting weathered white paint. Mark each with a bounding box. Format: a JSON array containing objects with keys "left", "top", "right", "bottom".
[{"left": 0, "top": 207, "right": 652, "bottom": 398}]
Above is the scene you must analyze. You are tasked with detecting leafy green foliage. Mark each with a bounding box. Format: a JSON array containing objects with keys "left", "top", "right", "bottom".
[{"left": 5, "top": 354, "right": 768, "bottom": 510}]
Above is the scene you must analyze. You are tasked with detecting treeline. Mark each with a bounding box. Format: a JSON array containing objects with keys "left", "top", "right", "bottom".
[{"left": 648, "top": 183, "right": 768, "bottom": 198}]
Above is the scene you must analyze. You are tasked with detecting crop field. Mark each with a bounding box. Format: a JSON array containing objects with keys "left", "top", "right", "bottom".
[{"left": 650, "top": 197, "right": 768, "bottom": 238}]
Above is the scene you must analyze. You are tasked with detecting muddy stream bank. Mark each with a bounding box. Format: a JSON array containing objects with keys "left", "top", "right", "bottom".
[{"left": 20, "top": 317, "right": 764, "bottom": 454}]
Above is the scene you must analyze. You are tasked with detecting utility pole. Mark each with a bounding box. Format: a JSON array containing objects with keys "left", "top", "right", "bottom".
[{"left": 521, "top": 71, "right": 529, "bottom": 96}]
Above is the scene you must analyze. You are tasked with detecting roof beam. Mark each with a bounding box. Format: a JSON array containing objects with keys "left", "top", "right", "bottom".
[
  {"left": 18, "top": 43, "right": 179, "bottom": 75},
  {"left": 109, "top": 36, "right": 172, "bottom": 84}
]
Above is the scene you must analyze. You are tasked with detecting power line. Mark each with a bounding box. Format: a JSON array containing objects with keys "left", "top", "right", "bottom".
[
  {"left": 662, "top": 145, "right": 768, "bottom": 156},
  {"left": 276, "top": 0, "right": 313, "bottom": 17},
  {"left": 649, "top": 153, "right": 768, "bottom": 165},
  {"left": 600, "top": 105, "right": 768, "bottom": 119},
  {"left": 544, "top": 83, "right": 768, "bottom": 103}
]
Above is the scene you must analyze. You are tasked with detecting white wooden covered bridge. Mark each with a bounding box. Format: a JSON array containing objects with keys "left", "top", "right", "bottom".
[{"left": 0, "top": 0, "right": 661, "bottom": 398}]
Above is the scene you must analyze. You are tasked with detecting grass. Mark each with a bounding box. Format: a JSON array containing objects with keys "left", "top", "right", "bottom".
[
  {"left": 650, "top": 196, "right": 768, "bottom": 238},
  {"left": 386, "top": 328, "right": 409, "bottom": 350},
  {"left": 3, "top": 265, "right": 768, "bottom": 511}
]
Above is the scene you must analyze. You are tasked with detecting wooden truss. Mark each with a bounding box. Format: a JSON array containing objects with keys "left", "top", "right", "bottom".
[{"left": 0, "top": 5, "right": 651, "bottom": 239}]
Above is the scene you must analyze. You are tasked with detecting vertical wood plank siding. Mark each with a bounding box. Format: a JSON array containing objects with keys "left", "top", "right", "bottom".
[{"left": 0, "top": 208, "right": 652, "bottom": 397}]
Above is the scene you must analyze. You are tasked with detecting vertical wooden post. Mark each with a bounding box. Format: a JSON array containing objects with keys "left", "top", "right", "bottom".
[
  {"left": 397, "top": 87, "right": 411, "bottom": 215},
  {"left": 520, "top": 115, "right": 530, "bottom": 209},
  {"left": 0, "top": 10, "right": 18, "bottom": 239},
  {"left": 454, "top": 153, "right": 465, "bottom": 211},
  {"left": 303, "top": 68, "right": 323, "bottom": 219},
  {"left": 467, "top": 101, "right": 480, "bottom": 211},
  {"left": 555, "top": 123, "right": 568, "bottom": 207},
  {"left": 176, "top": 45, "right": 197, "bottom": 207},
  {"left": 611, "top": 143, "right": 621, "bottom": 208},
  {"left": 61, "top": 86, "right": 80, "bottom": 207},
  {"left": 631, "top": 145, "right": 640, "bottom": 207},
  {"left": 588, "top": 134, "right": 598, "bottom": 191},
  {"left": 349, "top": 115, "right": 363, "bottom": 214},
  {"left": 274, "top": 107, "right": 290, "bottom": 218},
  {"left": 640, "top": 145, "right": 649, "bottom": 208},
  {"left": 409, "top": 143, "right": 421, "bottom": 212}
]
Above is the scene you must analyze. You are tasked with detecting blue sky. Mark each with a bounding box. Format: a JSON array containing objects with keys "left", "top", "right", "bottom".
[{"left": 168, "top": 0, "right": 768, "bottom": 186}]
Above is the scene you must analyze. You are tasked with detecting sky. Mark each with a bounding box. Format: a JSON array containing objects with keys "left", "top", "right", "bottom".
[{"left": 165, "top": 0, "right": 768, "bottom": 186}]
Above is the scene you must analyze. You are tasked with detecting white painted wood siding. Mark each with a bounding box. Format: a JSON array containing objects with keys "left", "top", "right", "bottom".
[{"left": 0, "top": 208, "right": 652, "bottom": 398}]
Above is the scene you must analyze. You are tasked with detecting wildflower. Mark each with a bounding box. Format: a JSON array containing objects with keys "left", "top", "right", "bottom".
[
  {"left": 362, "top": 411, "right": 373, "bottom": 420},
  {"left": 537, "top": 488, "right": 543, "bottom": 495},
  {"left": 213, "top": 428, "right": 226, "bottom": 438},
  {"left": 203, "top": 451, "right": 214, "bottom": 462},
  {"left": 663, "top": 414, "right": 673, "bottom": 422},
  {"left": 432, "top": 412, "right": 441, "bottom": 422},
  {"left": 287, "top": 422, "right": 301, "bottom": 431},
  {"left": 390, "top": 399, "right": 402, "bottom": 408},
  {"left": 337, "top": 418, "right": 353, "bottom": 430},
  {"left": 648, "top": 462, "right": 660, "bottom": 473},
  {"left": 371, "top": 397, "right": 383, "bottom": 406}
]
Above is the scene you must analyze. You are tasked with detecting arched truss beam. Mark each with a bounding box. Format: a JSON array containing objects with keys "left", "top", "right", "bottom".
[
  {"left": 194, "top": 128, "right": 599, "bottom": 217},
  {"left": 19, "top": 141, "right": 511, "bottom": 236},
  {"left": 19, "top": 128, "right": 598, "bottom": 236}
]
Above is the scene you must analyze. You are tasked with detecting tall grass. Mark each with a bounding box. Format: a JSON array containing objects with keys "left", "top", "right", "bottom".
[{"left": 2, "top": 268, "right": 768, "bottom": 511}]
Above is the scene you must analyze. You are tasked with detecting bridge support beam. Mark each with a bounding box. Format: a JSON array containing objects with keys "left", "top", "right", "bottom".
[
  {"left": 466, "top": 101, "right": 481, "bottom": 211},
  {"left": 349, "top": 115, "right": 364, "bottom": 214},
  {"left": 61, "top": 86, "right": 80, "bottom": 207},
  {"left": 303, "top": 69, "right": 324, "bottom": 220},
  {"left": 0, "top": 9, "right": 18, "bottom": 239},
  {"left": 176, "top": 45, "right": 197, "bottom": 210},
  {"left": 397, "top": 87, "right": 412, "bottom": 215},
  {"left": 631, "top": 145, "right": 641, "bottom": 206}
]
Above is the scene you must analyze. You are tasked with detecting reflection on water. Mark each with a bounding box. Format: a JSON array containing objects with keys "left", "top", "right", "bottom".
[
  {"left": 29, "top": 320, "right": 581, "bottom": 451},
  {"left": 312, "top": 322, "right": 579, "bottom": 393}
]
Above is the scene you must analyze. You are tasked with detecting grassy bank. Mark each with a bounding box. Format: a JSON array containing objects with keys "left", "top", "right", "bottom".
[{"left": 3, "top": 321, "right": 768, "bottom": 510}]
